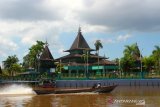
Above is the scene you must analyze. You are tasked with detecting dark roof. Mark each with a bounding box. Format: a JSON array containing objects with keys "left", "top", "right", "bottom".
[
  {"left": 95, "top": 59, "right": 117, "bottom": 65},
  {"left": 60, "top": 59, "right": 116, "bottom": 66},
  {"left": 40, "top": 44, "right": 54, "bottom": 60},
  {"left": 56, "top": 53, "right": 106, "bottom": 61},
  {"left": 70, "top": 27, "right": 90, "bottom": 50}
]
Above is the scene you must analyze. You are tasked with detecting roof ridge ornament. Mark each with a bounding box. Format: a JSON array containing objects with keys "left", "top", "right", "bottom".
[
  {"left": 45, "top": 40, "right": 49, "bottom": 46},
  {"left": 78, "top": 26, "right": 81, "bottom": 33}
]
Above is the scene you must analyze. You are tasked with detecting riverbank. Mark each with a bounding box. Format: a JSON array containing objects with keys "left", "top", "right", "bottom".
[
  {"left": 1, "top": 79, "right": 160, "bottom": 87},
  {"left": 56, "top": 79, "right": 160, "bottom": 87}
]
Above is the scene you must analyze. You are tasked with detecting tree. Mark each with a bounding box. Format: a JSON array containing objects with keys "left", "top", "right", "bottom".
[
  {"left": 94, "top": 40, "right": 103, "bottom": 71},
  {"left": 10, "top": 63, "right": 22, "bottom": 75},
  {"left": 142, "top": 56, "right": 154, "bottom": 72},
  {"left": 4, "top": 55, "right": 19, "bottom": 76},
  {"left": 82, "top": 49, "right": 90, "bottom": 78},
  {"left": 23, "top": 41, "right": 45, "bottom": 70},
  {"left": 0, "top": 66, "right": 2, "bottom": 74},
  {"left": 152, "top": 45, "right": 160, "bottom": 73},
  {"left": 55, "top": 60, "right": 64, "bottom": 78},
  {"left": 121, "top": 43, "right": 142, "bottom": 78},
  {"left": 124, "top": 43, "right": 141, "bottom": 59}
]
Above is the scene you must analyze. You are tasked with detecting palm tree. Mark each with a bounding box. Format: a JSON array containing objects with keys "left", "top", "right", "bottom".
[
  {"left": 0, "top": 66, "right": 2, "bottom": 74},
  {"left": 152, "top": 45, "right": 160, "bottom": 73},
  {"left": 122, "top": 43, "right": 143, "bottom": 78},
  {"left": 94, "top": 40, "right": 103, "bottom": 72},
  {"left": 4, "top": 55, "right": 19, "bottom": 76},
  {"left": 82, "top": 49, "right": 90, "bottom": 78},
  {"left": 142, "top": 56, "right": 154, "bottom": 72},
  {"left": 124, "top": 43, "right": 141, "bottom": 59}
]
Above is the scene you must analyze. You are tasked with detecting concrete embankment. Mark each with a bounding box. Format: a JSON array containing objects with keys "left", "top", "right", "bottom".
[{"left": 56, "top": 79, "right": 160, "bottom": 88}]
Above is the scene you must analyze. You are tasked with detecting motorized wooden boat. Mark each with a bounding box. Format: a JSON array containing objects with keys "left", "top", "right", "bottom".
[{"left": 34, "top": 85, "right": 117, "bottom": 95}]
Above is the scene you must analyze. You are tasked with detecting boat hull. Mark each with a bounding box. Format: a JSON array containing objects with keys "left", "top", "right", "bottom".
[{"left": 34, "top": 85, "right": 117, "bottom": 95}]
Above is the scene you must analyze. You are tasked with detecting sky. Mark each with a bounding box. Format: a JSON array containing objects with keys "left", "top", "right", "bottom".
[{"left": 0, "top": 0, "right": 160, "bottom": 64}]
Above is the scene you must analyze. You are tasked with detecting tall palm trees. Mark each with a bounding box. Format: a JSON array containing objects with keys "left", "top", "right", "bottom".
[
  {"left": 94, "top": 40, "right": 103, "bottom": 72},
  {"left": 124, "top": 43, "right": 141, "bottom": 59},
  {"left": 3, "top": 55, "right": 20, "bottom": 76},
  {"left": 0, "top": 66, "right": 2, "bottom": 74},
  {"left": 82, "top": 49, "right": 89, "bottom": 78},
  {"left": 152, "top": 45, "right": 160, "bottom": 73},
  {"left": 121, "top": 43, "right": 142, "bottom": 78}
]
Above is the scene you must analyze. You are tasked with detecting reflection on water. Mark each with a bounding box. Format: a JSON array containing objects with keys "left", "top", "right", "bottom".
[
  {"left": 0, "top": 95, "right": 34, "bottom": 107},
  {"left": 0, "top": 86, "right": 160, "bottom": 107}
]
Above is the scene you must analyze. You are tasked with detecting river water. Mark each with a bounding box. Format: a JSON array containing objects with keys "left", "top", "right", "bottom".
[{"left": 0, "top": 84, "right": 160, "bottom": 107}]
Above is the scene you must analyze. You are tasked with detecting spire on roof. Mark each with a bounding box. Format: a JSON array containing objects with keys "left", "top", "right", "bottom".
[
  {"left": 45, "top": 40, "right": 49, "bottom": 46},
  {"left": 70, "top": 27, "right": 90, "bottom": 50},
  {"left": 78, "top": 26, "right": 81, "bottom": 33},
  {"left": 40, "top": 43, "right": 54, "bottom": 60}
]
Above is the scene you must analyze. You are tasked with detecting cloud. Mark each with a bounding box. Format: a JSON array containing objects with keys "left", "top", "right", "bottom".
[
  {"left": 90, "top": 33, "right": 132, "bottom": 45},
  {"left": 102, "top": 38, "right": 115, "bottom": 44},
  {"left": 117, "top": 34, "right": 132, "bottom": 42},
  {"left": 0, "top": 0, "right": 160, "bottom": 32},
  {"left": 0, "top": 36, "right": 18, "bottom": 51},
  {"left": 0, "top": 0, "right": 160, "bottom": 62},
  {"left": 0, "top": 36, "right": 18, "bottom": 58},
  {"left": 0, "top": 0, "right": 61, "bottom": 21},
  {"left": 78, "top": 0, "right": 160, "bottom": 32}
]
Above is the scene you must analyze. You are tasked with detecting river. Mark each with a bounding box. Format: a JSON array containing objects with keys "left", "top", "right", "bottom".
[{"left": 0, "top": 84, "right": 160, "bottom": 107}]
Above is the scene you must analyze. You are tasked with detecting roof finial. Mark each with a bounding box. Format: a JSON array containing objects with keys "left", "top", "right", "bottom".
[
  {"left": 45, "top": 37, "right": 49, "bottom": 46},
  {"left": 78, "top": 26, "right": 81, "bottom": 33}
]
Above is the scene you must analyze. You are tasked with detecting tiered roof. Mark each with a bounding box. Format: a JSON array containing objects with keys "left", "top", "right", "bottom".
[
  {"left": 56, "top": 27, "right": 108, "bottom": 64},
  {"left": 70, "top": 27, "right": 90, "bottom": 50},
  {"left": 65, "top": 27, "right": 94, "bottom": 52},
  {"left": 40, "top": 43, "right": 54, "bottom": 61},
  {"left": 39, "top": 42, "right": 55, "bottom": 68}
]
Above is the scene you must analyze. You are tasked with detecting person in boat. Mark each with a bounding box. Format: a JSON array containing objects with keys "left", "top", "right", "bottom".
[
  {"left": 97, "top": 83, "right": 101, "bottom": 88},
  {"left": 92, "top": 83, "right": 101, "bottom": 88},
  {"left": 39, "top": 79, "right": 56, "bottom": 88}
]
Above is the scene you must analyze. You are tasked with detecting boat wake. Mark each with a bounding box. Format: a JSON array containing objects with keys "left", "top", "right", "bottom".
[{"left": 0, "top": 84, "right": 35, "bottom": 95}]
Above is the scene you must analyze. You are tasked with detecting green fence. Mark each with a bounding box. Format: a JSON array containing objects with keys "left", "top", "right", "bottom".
[
  {"left": 1, "top": 71, "right": 160, "bottom": 81},
  {"left": 56, "top": 71, "right": 160, "bottom": 80}
]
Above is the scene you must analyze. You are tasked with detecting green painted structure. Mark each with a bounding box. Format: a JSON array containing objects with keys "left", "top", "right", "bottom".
[{"left": 56, "top": 28, "right": 118, "bottom": 78}]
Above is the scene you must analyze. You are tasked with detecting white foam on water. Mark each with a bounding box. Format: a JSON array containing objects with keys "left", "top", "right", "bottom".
[{"left": 0, "top": 84, "right": 35, "bottom": 95}]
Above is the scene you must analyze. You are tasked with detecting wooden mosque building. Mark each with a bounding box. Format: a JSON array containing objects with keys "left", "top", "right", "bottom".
[{"left": 56, "top": 28, "right": 118, "bottom": 78}]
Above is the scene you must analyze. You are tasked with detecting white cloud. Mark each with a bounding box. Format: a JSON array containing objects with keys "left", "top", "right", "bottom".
[
  {"left": 117, "top": 34, "right": 132, "bottom": 42},
  {"left": 0, "top": 0, "right": 159, "bottom": 62},
  {"left": 78, "top": 0, "right": 160, "bottom": 32},
  {"left": 102, "top": 38, "right": 115, "bottom": 44},
  {"left": 0, "top": 0, "right": 160, "bottom": 32},
  {"left": 0, "top": 36, "right": 18, "bottom": 51},
  {"left": 0, "top": 51, "right": 7, "bottom": 57},
  {"left": 0, "top": 36, "right": 18, "bottom": 59}
]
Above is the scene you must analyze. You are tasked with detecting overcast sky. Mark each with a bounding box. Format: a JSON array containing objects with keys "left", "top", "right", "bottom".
[{"left": 0, "top": 0, "right": 160, "bottom": 64}]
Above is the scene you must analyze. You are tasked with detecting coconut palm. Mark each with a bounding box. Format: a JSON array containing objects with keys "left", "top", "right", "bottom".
[
  {"left": 82, "top": 49, "right": 90, "bottom": 78},
  {"left": 94, "top": 40, "right": 103, "bottom": 72},
  {"left": 142, "top": 56, "right": 154, "bottom": 72},
  {"left": 4, "top": 55, "right": 19, "bottom": 76},
  {"left": 124, "top": 43, "right": 141, "bottom": 59},
  {"left": 152, "top": 45, "right": 160, "bottom": 73},
  {"left": 0, "top": 66, "right": 2, "bottom": 74},
  {"left": 121, "top": 43, "right": 143, "bottom": 78}
]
